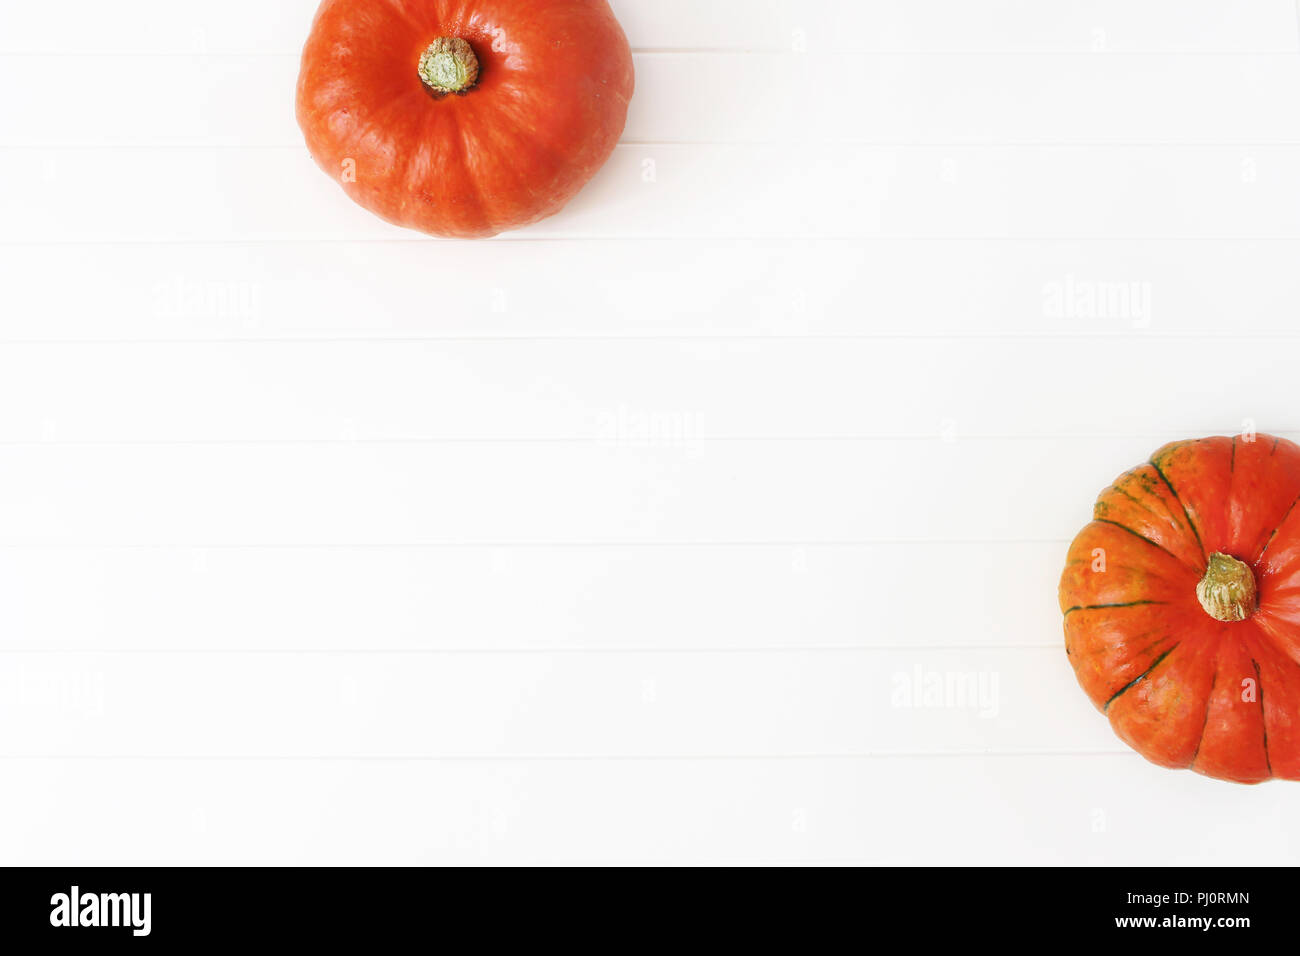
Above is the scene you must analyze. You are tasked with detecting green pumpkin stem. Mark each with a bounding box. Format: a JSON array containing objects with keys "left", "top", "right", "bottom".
[
  {"left": 418, "top": 37, "right": 480, "bottom": 95},
  {"left": 1196, "top": 553, "right": 1257, "bottom": 622}
]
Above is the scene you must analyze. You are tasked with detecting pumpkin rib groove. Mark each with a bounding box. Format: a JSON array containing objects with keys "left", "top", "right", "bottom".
[
  {"left": 1071, "top": 626, "right": 1179, "bottom": 698},
  {"left": 1252, "top": 657, "right": 1273, "bottom": 777},
  {"left": 1104, "top": 642, "right": 1181, "bottom": 711},
  {"left": 1148, "top": 454, "right": 1207, "bottom": 563},
  {"left": 1189, "top": 666, "right": 1219, "bottom": 768},
  {"left": 1256, "top": 487, "right": 1300, "bottom": 563},
  {"left": 1107, "top": 482, "right": 1169, "bottom": 524},
  {"left": 368, "top": 94, "right": 431, "bottom": 222},
  {"left": 1063, "top": 600, "right": 1165, "bottom": 616},
  {"left": 460, "top": 101, "right": 576, "bottom": 225},
  {"left": 445, "top": 112, "right": 490, "bottom": 231},
  {"left": 1247, "top": 612, "right": 1300, "bottom": 669},
  {"left": 1107, "top": 470, "right": 1191, "bottom": 535},
  {"left": 1092, "top": 517, "right": 1202, "bottom": 573}
]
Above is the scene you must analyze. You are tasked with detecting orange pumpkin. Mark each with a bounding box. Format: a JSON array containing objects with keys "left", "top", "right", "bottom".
[
  {"left": 296, "top": 0, "right": 634, "bottom": 238},
  {"left": 1060, "top": 435, "right": 1300, "bottom": 784}
]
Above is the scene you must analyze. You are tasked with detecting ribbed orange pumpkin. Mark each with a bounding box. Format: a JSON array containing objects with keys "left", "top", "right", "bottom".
[
  {"left": 296, "top": 0, "right": 634, "bottom": 238},
  {"left": 1060, "top": 435, "right": 1300, "bottom": 783}
]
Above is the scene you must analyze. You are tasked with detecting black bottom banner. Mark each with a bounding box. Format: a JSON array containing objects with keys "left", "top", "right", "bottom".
[{"left": 0, "top": 865, "right": 1286, "bottom": 945}]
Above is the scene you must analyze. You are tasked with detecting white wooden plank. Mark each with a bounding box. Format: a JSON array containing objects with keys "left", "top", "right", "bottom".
[
  {"left": 0, "top": 438, "right": 1153, "bottom": 546},
  {"left": 5, "top": 144, "right": 1299, "bottom": 241},
  {"left": 3, "top": 238, "right": 1297, "bottom": 342},
  {"left": 0, "top": 542, "right": 1066, "bottom": 651},
  {"left": 1, "top": 0, "right": 1291, "bottom": 54},
  {"left": 0, "top": 339, "right": 1288, "bottom": 443},
  {"left": 0, "top": 648, "right": 1111, "bottom": 757},
  {"left": 7, "top": 53, "right": 1299, "bottom": 147},
  {"left": 0, "top": 755, "right": 1291, "bottom": 865},
  {"left": 613, "top": 0, "right": 1300, "bottom": 53}
]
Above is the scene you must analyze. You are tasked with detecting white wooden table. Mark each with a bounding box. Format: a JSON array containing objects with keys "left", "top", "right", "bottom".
[{"left": 2, "top": 1, "right": 1299, "bottom": 864}]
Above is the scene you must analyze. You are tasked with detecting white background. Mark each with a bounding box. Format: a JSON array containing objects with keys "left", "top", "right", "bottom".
[{"left": 2, "top": 0, "right": 1300, "bottom": 865}]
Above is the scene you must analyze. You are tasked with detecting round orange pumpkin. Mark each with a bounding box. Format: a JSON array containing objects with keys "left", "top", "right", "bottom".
[
  {"left": 1061, "top": 434, "right": 1300, "bottom": 783},
  {"left": 296, "top": 0, "right": 634, "bottom": 238}
]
